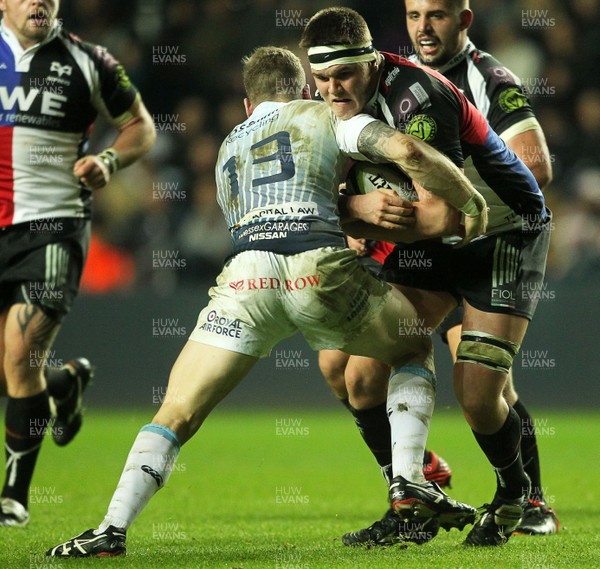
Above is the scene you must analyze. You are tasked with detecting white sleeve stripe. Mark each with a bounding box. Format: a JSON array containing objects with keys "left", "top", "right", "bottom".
[
  {"left": 60, "top": 37, "right": 97, "bottom": 97},
  {"left": 61, "top": 37, "right": 114, "bottom": 121},
  {"left": 499, "top": 118, "right": 542, "bottom": 142},
  {"left": 466, "top": 59, "right": 491, "bottom": 119}
]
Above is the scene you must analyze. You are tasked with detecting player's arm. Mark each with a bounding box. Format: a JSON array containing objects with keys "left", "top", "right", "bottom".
[
  {"left": 73, "top": 97, "right": 156, "bottom": 190},
  {"left": 338, "top": 118, "right": 487, "bottom": 244},
  {"left": 504, "top": 126, "right": 552, "bottom": 190},
  {"left": 343, "top": 182, "right": 462, "bottom": 243},
  {"left": 480, "top": 57, "right": 552, "bottom": 189}
]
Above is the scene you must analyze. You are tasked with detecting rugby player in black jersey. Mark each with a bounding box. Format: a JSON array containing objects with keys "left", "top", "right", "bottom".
[
  {"left": 0, "top": 0, "right": 155, "bottom": 527},
  {"left": 404, "top": 0, "right": 557, "bottom": 538},
  {"left": 301, "top": 6, "right": 553, "bottom": 546}
]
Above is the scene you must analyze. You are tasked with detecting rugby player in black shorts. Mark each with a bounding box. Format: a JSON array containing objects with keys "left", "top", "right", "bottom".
[
  {"left": 0, "top": 0, "right": 155, "bottom": 526},
  {"left": 320, "top": 0, "right": 557, "bottom": 545},
  {"left": 301, "top": 6, "right": 552, "bottom": 546}
]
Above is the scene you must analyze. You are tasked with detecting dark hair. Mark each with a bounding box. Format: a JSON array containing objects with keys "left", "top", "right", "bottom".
[{"left": 300, "top": 7, "right": 372, "bottom": 49}]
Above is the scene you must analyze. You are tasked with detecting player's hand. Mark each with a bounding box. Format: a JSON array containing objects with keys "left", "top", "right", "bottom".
[
  {"left": 73, "top": 155, "right": 110, "bottom": 190},
  {"left": 347, "top": 236, "right": 369, "bottom": 256},
  {"left": 345, "top": 189, "right": 415, "bottom": 228},
  {"left": 455, "top": 189, "right": 488, "bottom": 247}
]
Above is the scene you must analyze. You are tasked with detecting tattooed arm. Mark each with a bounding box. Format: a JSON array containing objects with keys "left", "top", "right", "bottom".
[{"left": 337, "top": 117, "right": 488, "bottom": 244}]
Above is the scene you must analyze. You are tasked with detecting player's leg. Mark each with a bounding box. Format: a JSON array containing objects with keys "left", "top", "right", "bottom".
[
  {"left": 0, "top": 303, "right": 59, "bottom": 527},
  {"left": 341, "top": 285, "right": 475, "bottom": 537},
  {"left": 44, "top": 358, "right": 95, "bottom": 446},
  {"left": 342, "top": 285, "right": 465, "bottom": 546},
  {"left": 47, "top": 340, "right": 258, "bottom": 557},
  {"left": 318, "top": 349, "right": 349, "bottom": 401},
  {"left": 0, "top": 311, "right": 6, "bottom": 398},
  {"left": 457, "top": 302, "right": 531, "bottom": 546},
  {"left": 502, "top": 372, "right": 559, "bottom": 535},
  {"left": 448, "top": 318, "right": 557, "bottom": 534},
  {"left": 448, "top": 320, "right": 547, "bottom": 510}
]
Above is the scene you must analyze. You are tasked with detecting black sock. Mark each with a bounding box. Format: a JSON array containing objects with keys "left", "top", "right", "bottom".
[
  {"left": 44, "top": 366, "right": 72, "bottom": 400},
  {"left": 513, "top": 399, "right": 544, "bottom": 502},
  {"left": 342, "top": 399, "right": 392, "bottom": 468},
  {"left": 2, "top": 391, "right": 50, "bottom": 508},
  {"left": 472, "top": 406, "right": 529, "bottom": 500}
]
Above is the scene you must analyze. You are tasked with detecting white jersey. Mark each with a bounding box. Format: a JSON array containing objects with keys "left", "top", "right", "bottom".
[{"left": 215, "top": 100, "right": 347, "bottom": 255}]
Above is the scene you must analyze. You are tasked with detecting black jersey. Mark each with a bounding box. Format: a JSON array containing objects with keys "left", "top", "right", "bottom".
[
  {"left": 373, "top": 52, "right": 547, "bottom": 234},
  {"left": 410, "top": 39, "right": 537, "bottom": 139},
  {"left": 0, "top": 21, "right": 139, "bottom": 227}
]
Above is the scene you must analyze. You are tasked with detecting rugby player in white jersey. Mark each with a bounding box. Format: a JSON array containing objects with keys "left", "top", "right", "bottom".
[{"left": 46, "top": 46, "right": 487, "bottom": 557}]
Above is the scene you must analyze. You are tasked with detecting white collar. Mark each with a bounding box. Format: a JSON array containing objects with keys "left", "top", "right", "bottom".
[
  {"left": 409, "top": 39, "right": 476, "bottom": 74},
  {"left": 0, "top": 18, "right": 61, "bottom": 58}
]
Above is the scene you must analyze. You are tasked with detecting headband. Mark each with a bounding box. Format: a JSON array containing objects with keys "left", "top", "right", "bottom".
[{"left": 307, "top": 42, "right": 376, "bottom": 70}]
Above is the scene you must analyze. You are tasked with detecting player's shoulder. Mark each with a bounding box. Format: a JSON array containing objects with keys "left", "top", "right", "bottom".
[
  {"left": 287, "top": 99, "right": 327, "bottom": 112},
  {"left": 285, "top": 99, "right": 336, "bottom": 125},
  {"left": 466, "top": 45, "right": 521, "bottom": 87},
  {"left": 56, "top": 28, "right": 120, "bottom": 72},
  {"left": 380, "top": 51, "right": 453, "bottom": 99},
  {"left": 56, "top": 28, "right": 96, "bottom": 59},
  {"left": 381, "top": 51, "right": 433, "bottom": 84}
]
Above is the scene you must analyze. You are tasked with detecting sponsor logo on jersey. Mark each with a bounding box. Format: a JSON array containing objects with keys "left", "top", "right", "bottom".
[
  {"left": 235, "top": 220, "right": 311, "bottom": 243},
  {"left": 385, "top": 67, "right": 400, "bottom": 87},
  {"left": 0, "top": 85, "right": 67, "bottom": 118},
  {"left": 198, "top": 310, "right": 243, "bottom": 338},
  {"left": 405, "top": 114, "right": 437, "bottom": 142},
  {"left": 498, "top": 87, "right": 528, "bottom": 113},
  {"left": 50, "top": 61, "right": 72, "bottom": 77},
  {"left": 409, "top": 82, "right": 430, "bottom": 107},
  {"left": 228, "top": 274, "right": 321, "bottom": 293},
  {"left": 488, "top": 65, "right": 515, "bottom": 86}
]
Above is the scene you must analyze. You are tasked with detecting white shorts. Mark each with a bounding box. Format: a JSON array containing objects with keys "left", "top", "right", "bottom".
[{"left": 188, "top": 247, "right": 393, "bottom": 358}]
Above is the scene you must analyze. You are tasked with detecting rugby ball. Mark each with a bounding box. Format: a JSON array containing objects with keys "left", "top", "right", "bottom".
[{"left": 346, "top": 162, "right": 418, "bottom": 201}]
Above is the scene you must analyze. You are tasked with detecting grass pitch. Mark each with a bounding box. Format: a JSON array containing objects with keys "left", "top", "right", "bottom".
[{"left": 2, "top": 407, "right": 599, "bottom": 568}]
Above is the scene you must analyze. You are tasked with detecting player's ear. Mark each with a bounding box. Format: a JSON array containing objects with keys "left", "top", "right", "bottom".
[
  {"left": 459, "top": 9, "right": 474, "bottom": 31},
  {"left": 244, "top": 97, "right": 253, "bottom": 117},
  {"left": 302, "top": 84, "right": 311, "bottom": 100}
]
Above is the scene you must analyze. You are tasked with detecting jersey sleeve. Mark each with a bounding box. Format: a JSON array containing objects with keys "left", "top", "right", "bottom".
[
  {"left": 77, "top": 38, "right": 139, "bottom": 126},
  {"left": 335, "top": 113, "right": 377, "bottom": 160},
  {"left": 385, "top": 66, "right": 465, "bottom": 168},
  {"left": 477, "top": 53, "right": 536, "bottom": 138}
]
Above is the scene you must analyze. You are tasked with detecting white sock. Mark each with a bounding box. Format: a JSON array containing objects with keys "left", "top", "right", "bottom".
[
  {"left": 97, "top": 424, "right": 180, "bottom": 532},
  {"left": 387, "top": 365, "right": 436, "bottom": 484}
]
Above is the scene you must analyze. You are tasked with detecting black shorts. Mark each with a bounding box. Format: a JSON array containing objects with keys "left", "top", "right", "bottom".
[
  {"left": 0, "top": 218, "right": 90, "bottom": 321},
  {"left": 381, "top": 217, "right": 551, "bottom": 321}
]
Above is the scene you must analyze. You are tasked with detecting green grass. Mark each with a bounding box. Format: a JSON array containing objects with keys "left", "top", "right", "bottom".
[{"left": 2, "top": 408, "right": 599, "bottom": 568}]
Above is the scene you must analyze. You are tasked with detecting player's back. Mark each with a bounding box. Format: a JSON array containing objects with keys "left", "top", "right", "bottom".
[{"left": 216, "top": 100, "right": 346, "bottom": 255}]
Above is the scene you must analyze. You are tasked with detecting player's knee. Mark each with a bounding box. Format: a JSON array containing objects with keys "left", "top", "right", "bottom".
[
  {"left": 458, "top": 389, "right": 500, "bottom": 426},
  {"left": 318, "top": 351, "right": 348, "bottom": 398},
  {"left": 345, "top": 361, "right": 388, "bottom": 407},
  {"left": 502, "top": 369, "right": 518, "bottom": 404},
  {"left": 456, "top": 330, "right": 520, "bottom": 375}
]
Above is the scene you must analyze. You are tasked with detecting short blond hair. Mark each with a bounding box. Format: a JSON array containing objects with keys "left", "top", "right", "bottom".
[{"left": 242, "top": 46, "right": 306, "bottom": 105}]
